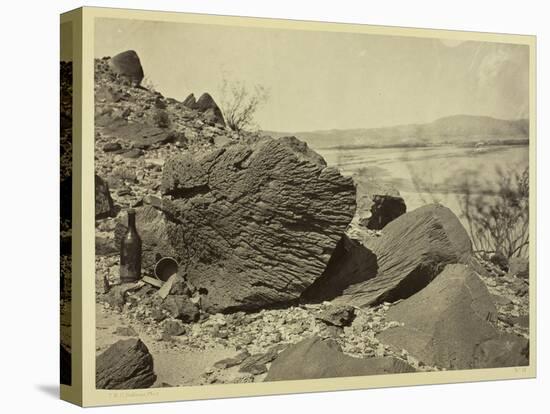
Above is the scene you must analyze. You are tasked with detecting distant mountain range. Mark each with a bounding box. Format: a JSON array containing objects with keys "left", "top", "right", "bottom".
[{"left": 263, "top": 115, "right": 529, "bottom": 149}]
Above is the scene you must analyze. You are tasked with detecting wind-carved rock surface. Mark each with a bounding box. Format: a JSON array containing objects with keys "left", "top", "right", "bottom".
[
  {"left": 159, "top": 136, "right": 356, "bottom": 312},
  {"left": 305, "top": 204, "right": 473, "bottom": 307}
]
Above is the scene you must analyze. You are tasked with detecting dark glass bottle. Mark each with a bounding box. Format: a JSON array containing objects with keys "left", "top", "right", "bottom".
[{"left": 120, "top": 209, "right": 142, "bottom": 283}]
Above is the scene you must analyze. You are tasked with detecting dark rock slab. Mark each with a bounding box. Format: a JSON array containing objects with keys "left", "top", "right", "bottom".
[
  {"left": 96, "top": 339, "right": 156, "bottom": 389},
  {"left": 354, "top": 178, "right": 406, "bottom": 230},
  {"left": 101, "top": 119, "right": 178, "bottom": 150},
  {"left": 264, "top": 336, "right": 415, "bottom": 382},
  {"left": 239, "top": 347, "right": 281, "bottom": 375},
  {"left": 109, "top": 50, "right": 144, "bottom": 85},
  {"left": 377, "top": 264, "right": 529, "bottom": 369},
  {"left": 158, "top": 136, "right": 356, "bottom": 312},
  {"left": 330, "top": 204, "right": 473, "bottom": 307},
  {"left": 95, "top": 175, "right": 115, "bottom": 219}
]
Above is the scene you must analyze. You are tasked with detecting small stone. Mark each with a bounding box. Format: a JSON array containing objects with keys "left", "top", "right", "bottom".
[
  {"left": 213, "top": 351, "right": 251, "bottom": 369},
  {"left": 122, "top": 148, "right": 143, "bottom": 159},
  {"left": 117, "top": 187, "right": 132, "bottom": 196},
  {"left": 163, "top": 319, "right": 186, "bottom": 336},
  {"left": 113, "top": 326, "right": 138, "bottom": 337},
  {"left": 103, "top": 142, "right": 122, "bottom": 152},
  {"left": 316, "top": 305, "right": 356, "bottom": 327}
]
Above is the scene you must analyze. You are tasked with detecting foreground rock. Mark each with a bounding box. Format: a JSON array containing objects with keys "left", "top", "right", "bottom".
[
  {"left": 377, "top": 264, "right": 529, "bottom": 369},
  {"left": 307, "top": 204, "right": 472, "bottom": 307},
  {"left": 109, "top": 50, "right": 144, "bottom": 85},
  {"left": 96, "top": 338, "right": 156, "bottom": 389},
  {"left": 264, "top": 336, "right": 415, "bottom": 381},
  {"left": 138, "top": 136, "right": 356, "bottom": 312}
]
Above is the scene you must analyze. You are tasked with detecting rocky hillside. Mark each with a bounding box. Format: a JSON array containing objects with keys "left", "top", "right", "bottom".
[{"left": 87, "top": 50, "right": 530, "bottom": 389}]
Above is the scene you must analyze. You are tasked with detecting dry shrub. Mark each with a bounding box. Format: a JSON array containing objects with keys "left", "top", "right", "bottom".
[
  {"left": 218, "top": 77, "right": 269, "bottom": 132},
  {"left": 459, "top": 166, "right": 529, "bottom": 259}
]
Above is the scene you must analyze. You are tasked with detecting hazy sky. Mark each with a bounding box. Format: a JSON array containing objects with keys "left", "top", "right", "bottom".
[{"left": 95, "top": 18, "right": 529, "bottom": 132}]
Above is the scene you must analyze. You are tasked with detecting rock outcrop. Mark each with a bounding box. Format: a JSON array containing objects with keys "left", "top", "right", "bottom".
[
  {"left": 306, "top": 204, "right": 472, "bottom": 307},
  {"left": 156, "top": 136, "right": 355, "bottom": 312},
  {"left": 109, "top": 50, "right": 144, "bottom": 85},
  {"left": 95, "top": 174, "right": 115, "bottom": 219},
  {"left": 354, "top": 178, "right": 406, "bottom": 230},
  {"left": 182, "top": 93, "right": 197, "bottom": 109},
  {"left": 195, "top": 93, "right": 225, "bottom": 126},
  {"left": 264, "top": 336, "right": 415, "bottom": 381},
  {"left": 96, "top": 338, "right": 156, "bottom": 389},
  {"left": 377, "top": 264, "right": 529, "bottom": 369}
]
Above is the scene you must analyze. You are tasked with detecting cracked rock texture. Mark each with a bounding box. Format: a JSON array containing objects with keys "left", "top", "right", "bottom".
[{"left": 160, "top": 136, "right": 356, "bottom": 312}]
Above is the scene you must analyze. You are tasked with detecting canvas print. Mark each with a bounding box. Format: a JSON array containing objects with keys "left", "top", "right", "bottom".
[{"left": 92, "top": 17, "right": 530, "bottom": 390}]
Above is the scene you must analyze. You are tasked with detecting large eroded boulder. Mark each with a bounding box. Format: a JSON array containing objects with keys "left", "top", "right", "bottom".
[
  {"left": 264, "top": 336, "right": 415, "bottom": 381},
  {"left": 96, "top": 338, "right": 156, "bottom": 389},
  {"left": 109, "top": 50, "right": 144, "bottom": 85},
  {"left": 311, "top": 204, "right": 473, "bottom": 307},
  {"left": 158, "top": 136, "right": 356, "bottom": 312},
  {"left": 377, "top": 264, "right": 529, "bottom": 369}
]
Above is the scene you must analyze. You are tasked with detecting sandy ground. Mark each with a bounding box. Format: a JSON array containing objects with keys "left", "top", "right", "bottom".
[{"left": 96, "top": 304, "right": 236, "bottom": 386}]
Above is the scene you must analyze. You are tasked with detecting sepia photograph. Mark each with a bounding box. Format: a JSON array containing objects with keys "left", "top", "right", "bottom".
[{"left": 86, "top": 15, "right": 531, "bottom": 390}]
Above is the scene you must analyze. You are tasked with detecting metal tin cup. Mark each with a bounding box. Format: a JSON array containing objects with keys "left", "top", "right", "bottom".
[{"left": 154, "top": 257, "right": 179, "bottom": 282}]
